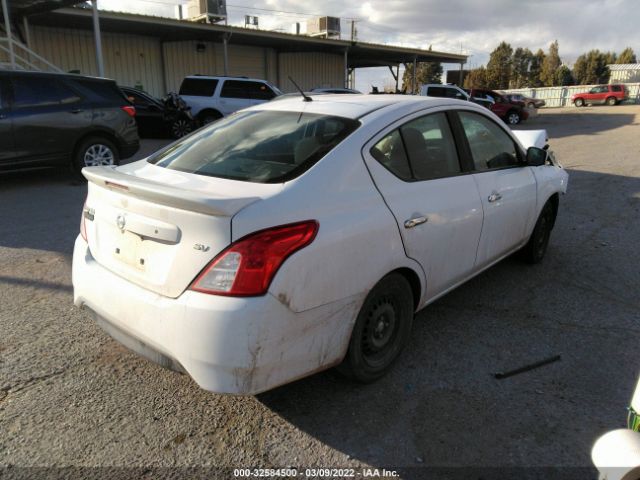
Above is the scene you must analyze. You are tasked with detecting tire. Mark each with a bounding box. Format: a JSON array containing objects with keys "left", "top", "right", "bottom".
[
  {"left": 338, "top": 273, "right": 414, "bottom": 383},
  {"left": 506, "top": 110, "right": 521, "bottom": 125},
  {"left": 606, "top": 96, "right": 617, "bottom": 106},
  {"left": 527, "top": 102, "right": 535, "bottom": 109},
  {"left": 170, "top": 118, "right": 194, "bottom": 138},
  {"left": 522, "top": 201, "right": 556, "bottom": 264},
  {"left": 199, "top": 110, "right": 222, "bottom": 126},
  {"left": 574, "top": 98, "right": 585, "bottom": 107},
  {"left": 73, "top": 136, "right": 119, "bottom": 175}
]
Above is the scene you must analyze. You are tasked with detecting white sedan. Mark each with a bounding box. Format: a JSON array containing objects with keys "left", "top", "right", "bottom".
[{"left": 72, "top": 94, "right": 568, "bottom": 395}]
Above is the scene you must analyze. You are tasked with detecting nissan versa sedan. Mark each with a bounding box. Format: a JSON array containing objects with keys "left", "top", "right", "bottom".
[{"left": 72, "top": 95, "right": 568, "bottom": 395}]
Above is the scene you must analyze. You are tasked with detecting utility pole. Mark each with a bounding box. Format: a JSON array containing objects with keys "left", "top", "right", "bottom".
[{"left": 350, "top": 19, "right": 358, "bottom": 42}]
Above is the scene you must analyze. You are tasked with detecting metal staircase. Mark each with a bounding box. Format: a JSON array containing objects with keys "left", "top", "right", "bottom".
[{"left": 0, "top": 33, "right": 63, "bottom": 72}]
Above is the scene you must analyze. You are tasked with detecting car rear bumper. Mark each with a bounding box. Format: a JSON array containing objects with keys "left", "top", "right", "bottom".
[{"left": 72, "top": 236, "right": 361, "bottom": 395}]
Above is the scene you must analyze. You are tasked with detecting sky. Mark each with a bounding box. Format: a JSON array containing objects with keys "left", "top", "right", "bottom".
[{"left": 99, "top": 0, "right": 640, "bottom": 92}]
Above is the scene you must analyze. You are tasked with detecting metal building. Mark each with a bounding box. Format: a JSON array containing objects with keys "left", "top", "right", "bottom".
[
  {"left": 608, "top": 64, "right": 640, "bottom": 84},
  {"left": 2, "top": 2, "right": 467, "bottom": 97}
]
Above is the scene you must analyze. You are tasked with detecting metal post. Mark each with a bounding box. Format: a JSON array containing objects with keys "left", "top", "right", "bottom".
[
  {"left": 344, "top": 48, "right": 348, "bottom": 88},
  {"left": 91, "top": 0, "right": 104, "bottom": 77},
  {"left": 1, "top": 0, "right": 15, "bottom": 69},
  {"left": 459, "top": 62, "right": 464, "bottom": 86},
  {"left": 22, "top": 16, "right": 32, "bottom": 66},
  {"left": 395, "top": 64, "right": 399, "bottom": 92},
  {"left": 222, "top": 34, "right": 228, "bottom": 76},
  {"left": 411, "top": 56, "right": 417, "bottom": 95}
]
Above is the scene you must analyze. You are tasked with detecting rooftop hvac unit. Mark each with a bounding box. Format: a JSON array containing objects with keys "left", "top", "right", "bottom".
[
  {"left": 187, "top": 0, "right": 227, "bottom": 23},
  {"left": 306, "top": 16, "right": 341, "bottom": 38}
]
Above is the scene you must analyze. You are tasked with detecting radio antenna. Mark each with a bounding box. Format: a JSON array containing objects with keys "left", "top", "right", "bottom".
[{"left": 288, "top": 76, "right": 312, "bottom": 102}]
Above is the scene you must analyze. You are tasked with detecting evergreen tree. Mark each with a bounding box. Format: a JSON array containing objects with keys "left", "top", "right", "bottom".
[
  {"left": 616, "top": 47, "right": 637, "bottom": 64},
  {"left": 528, "top": 49, "right": 546, "bottom": 87},
  {"left": 555, "top": 65, "right": 574, "bottom": 86},
  {"left": 463, "top": 67, "right": 488, "bottom": 89},
  {"left": 486, "top": 42, "right": 513, "bottom": 89},
  {"left": 541, "top": 40, "right": 562, "bottom": 86},
  {"left": 510, "top": 48, "right": 533, "bottom": 88},
  {"left": 572, "top": 50, "right": 611, "bottom": 84},
  {"left": 402, "top": 62, "right": 443, "bottom": 94}
]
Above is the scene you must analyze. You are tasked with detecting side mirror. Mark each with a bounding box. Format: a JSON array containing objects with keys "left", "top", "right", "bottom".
[{"left": 526, "top": 146, "right": 547, "bottom": 166}]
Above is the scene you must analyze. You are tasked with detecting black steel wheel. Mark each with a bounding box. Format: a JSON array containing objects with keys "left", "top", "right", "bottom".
[
  {"left": 338, "top": 273, "right": 414, "bottom": 383},
  {"left": 522, "top": 201, "right": 555, "bottom": 264},
  {"left": 170, "top": 118, "right": 194, "bottom": 138}
]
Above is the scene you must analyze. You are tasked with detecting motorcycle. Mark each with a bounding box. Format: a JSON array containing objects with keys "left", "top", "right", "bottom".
[{"left": 162, "top": 92, "right": 196, "bottom": 139}]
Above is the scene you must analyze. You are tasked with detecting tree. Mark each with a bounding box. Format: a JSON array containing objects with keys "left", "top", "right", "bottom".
[
  {"left": 463, "top": 66, "right": 488, "bottom": 89},
  {"left": 616, "top": 47, "right": 636, "bottom": 64},
  {"left": 486, "top": 41, "right": 513, "bottom": 89},
  {"left": 572, "top": 50, "right": 610, "bottom": 84},
  {"left": 541, "top": 40, "right": 562, "bottom": 86},
  {"left": 555, "top": 65, "right": 574, "bottom": 86},
  {"left": 528, "top": 49, "right": 546, "bottom": 87},
  {"left": 510, "top": 47, "right": 533, "bottom": 88},
  {"left": 402, "top": 61, "right": 443, "bottom": 94}
]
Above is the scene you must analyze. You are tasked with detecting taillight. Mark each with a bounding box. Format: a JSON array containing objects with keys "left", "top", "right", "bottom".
[
  {"left": 190, "top": 220, "right": 319, "bottom": 296},
  {"left": 121, "top": 105, "right": 136, "bottom": 117}
]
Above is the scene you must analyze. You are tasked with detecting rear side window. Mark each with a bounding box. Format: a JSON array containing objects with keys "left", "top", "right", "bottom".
[
  {"left": 611, "top": 85, "right": 622, "bottom": 92},
  {"left": 370, "top": 130, "right": 412, "bottom": 180},
  {"left": 221, "top": 80, "right": 276, "bottom": 100},
  {"left": 69, "top": 79, "right": 125, "bottom": 103},
  {"left": 459, "top": 111, "right": 519, "bottom": 171},
  {"left": 148, "top": 110, "right": 359, "bottom": 183},
  {"left": 12, "top": 77, "right": 81, "bottom": 108},
  {"left": 426, "top": 86, "right": 445, "bottom": 97},
  {"left": 179, "top": 78, "right": 218, "bottom": 97}
]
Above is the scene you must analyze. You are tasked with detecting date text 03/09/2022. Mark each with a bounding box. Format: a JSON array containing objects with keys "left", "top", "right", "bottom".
[{"left": 233, "top": 468, "right": 399, "bottom": 477}]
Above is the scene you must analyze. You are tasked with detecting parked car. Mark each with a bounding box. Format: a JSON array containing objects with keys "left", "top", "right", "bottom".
[
  {"left": 178, "top": 75, "right": 282, "bottom": 125},
  {"left": 502, "top": 93, "right": 546, "bottom": 109},
  {"left": 73, "top": 94, "right": 568, "bottom": 395},
  {"left": 310, "top": 87, "right": 361, "bottom": 94},
  {"left": 572, "top": 84, "right": 627, "bottom": 107},
  {"left": 120, "top": 87, "right": 195, "bottom": 139},
  {"left": 0, "top": 70, "right": 139, "bottom": 174},
  {"left": 592, "top": 376, "right": 640, "bottom": 480},
  {"left": 420, "top": 84, "right": 469, "bottom": 100},
  {"left": 468, "top": 88, "right": 528, "bottom": 124}
]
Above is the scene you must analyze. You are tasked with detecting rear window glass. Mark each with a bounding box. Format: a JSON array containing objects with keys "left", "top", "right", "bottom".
[
  {"left": 12, "top": 77, "right": 81, "bottom": 108},
  {"left": 69, "top": 79, "right": 126, "bottom": 103},
  {"left": 148, "top": 111, "right": 360, "bottom": 183},
  {"left": 179, "top": 78, "right": 219, "bottom": 96},
  {"left": 221, "top": 80, "right": 276, "bottom": 100}
]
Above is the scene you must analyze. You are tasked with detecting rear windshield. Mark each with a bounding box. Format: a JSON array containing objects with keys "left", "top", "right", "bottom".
[{"left": 148, "top": 110, "right": 360, "bottom": 183}]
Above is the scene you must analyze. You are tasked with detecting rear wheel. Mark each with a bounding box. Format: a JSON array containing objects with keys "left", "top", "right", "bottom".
[
  {"left": 574, "top": 98, "right": 585, "bottom": 107},
  {"left": 199, "top": 110, "right": 222, "bottom": 126},
  {"left": 338, "top": 273, "right": 414, "bottom": 383},
  {"left": 170, "top": 118, "right": 194, "bottom": 138},
  {"left": 606, "top": 96, "right": 617, "bottom": 106},
  {"left": 73, "top": 136, "right": 119, "bottom": 176},
  {"left": 522, "top": 201, "right": 555, "bottom": 264},
  {"left": 527, "top": 102, "right": 535, "bottom": 109},
  {"left": 506, "top": 110, "right": 521, "bottom": 125}
]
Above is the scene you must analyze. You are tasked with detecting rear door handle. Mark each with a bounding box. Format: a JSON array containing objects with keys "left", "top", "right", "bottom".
[
  {"left": 488, "top": 192, "right": 502, "bottom": 203},
  {"left": 69, "top": 109, "right": 84, "bottom": 114},
  {"left": 404, "top": 216, "right": 428, "bottom": 228}
]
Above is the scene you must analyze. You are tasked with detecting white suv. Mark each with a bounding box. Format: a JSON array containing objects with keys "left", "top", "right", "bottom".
[
  {"left": 420, "top": 84, "right": 469, "bottom": 100},
  {"left": 178, "top": 75, "right": 282, "bottom": 124}
]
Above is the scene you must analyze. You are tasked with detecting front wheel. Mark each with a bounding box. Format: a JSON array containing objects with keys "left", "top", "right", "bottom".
[
  {"left": 506, "top": 110, "right": 521, "bottom": 125},
  {"left": 522, "top": 202, "right": 555, "bottom": 264},
  {"left": 527, "top": 102, "right": 535, "bottom": 109},
  {"left": 337, "top": 273, "right": 414, "bottom": 383},
  {"left": 574, "top": 98, "right": 585, "bottom": 107},
  {"left": 170, "top": 118, "right": 194, "bottom": 138}
]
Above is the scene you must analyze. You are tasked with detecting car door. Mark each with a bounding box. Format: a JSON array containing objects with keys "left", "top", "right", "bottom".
[
  {"left": 455, "top": 110, "right": 537, "bottom": 269},
  {"left": 125, "top": 89, "right": 164, "bottom": 137},
  {"left": 363, "top": 110, "right": 484, "bottom": 300},
  {"left": 218, "top": 80, "right": 275, "bottom": 116},
  {"left": 0, "top": 76, "right": 15, "bottom": 165},
  {"left": 10, "top": 74, "right": 91, "bottom": 166}
]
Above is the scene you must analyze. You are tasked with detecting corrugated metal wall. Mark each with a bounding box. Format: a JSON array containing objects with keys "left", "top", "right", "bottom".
[
  {"left": 13, "top": 26, "right": 344, "bottom": 97},
  {"left": 278, "top": 52, "right": 344, "bottom": 92},
  {"left": 29, "top": 26, "right": 165, "bottom": 96}
]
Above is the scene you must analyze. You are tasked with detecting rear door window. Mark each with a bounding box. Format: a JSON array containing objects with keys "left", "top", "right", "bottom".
[
  {"left": 179, "top": 78, "right": 219, "bottom": 97},
  {"left": 149, "top": 110, "right": 359, "bottom": 183},
  {"left": 12, "top": 77, "right": 81, "bottom": 108},
  {"left": 611, "top": 85, "right": 622, "bottom": 92},
  {"left": 221, "top": 80, "right": 276, "bottom": 100}
]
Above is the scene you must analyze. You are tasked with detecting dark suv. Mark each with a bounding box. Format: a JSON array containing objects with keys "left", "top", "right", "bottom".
[{"left": 0, "top": 70, "right": 139, "bottom": 174}]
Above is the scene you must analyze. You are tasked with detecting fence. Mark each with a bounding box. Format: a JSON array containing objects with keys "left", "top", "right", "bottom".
[{"left": 503, "top": 83, "right": 640, "bottom": 108}]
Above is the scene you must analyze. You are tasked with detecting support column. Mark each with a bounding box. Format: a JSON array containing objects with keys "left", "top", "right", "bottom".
[
  {"left": 459, "top": 62, "right": 464, "bottom": 86},
  {"left": 344, "top": 48, "right": 348, "bottom": 88},
  {"left": 1, "top": 0, "right": 15, "bottom": 69},
  {"left": 22, "top": 16, "right": 32, "bottom": 66},
  {"left": 91, "top": 0, "right": 104, "bottom": 77},
  {"left": 222, "top": 34, "right": 229, "bottom": 75},
  {"left": 411, "top": 56, "right": 417, "bottom": 95}
]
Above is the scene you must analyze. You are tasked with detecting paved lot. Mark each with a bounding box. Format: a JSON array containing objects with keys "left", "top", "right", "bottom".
[{"left": 1, "top": 106, "right": 639, "bottom": 479}]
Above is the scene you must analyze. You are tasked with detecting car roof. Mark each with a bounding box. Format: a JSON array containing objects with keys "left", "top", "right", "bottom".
[
  {"left": 184, "top": 75, "right": 266, "bottom": 82},
  {"left": 0, "top": 69, "right": 112, "bottom": 82},
  {"left": 252, "top": 94, "right": 471, "bottom": 120}
]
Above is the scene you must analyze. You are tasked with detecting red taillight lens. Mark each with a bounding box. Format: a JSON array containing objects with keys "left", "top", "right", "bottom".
[
  {"left": 190, "top": 220, "right": 319, "bottom": 296},
  {"left": 121, "top": 105, "right": 136, "bottom": 117}
]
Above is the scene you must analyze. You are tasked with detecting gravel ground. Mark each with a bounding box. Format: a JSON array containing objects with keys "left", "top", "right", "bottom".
[{"left": 1, "top": 106, "right": 639, "bottom": 479}]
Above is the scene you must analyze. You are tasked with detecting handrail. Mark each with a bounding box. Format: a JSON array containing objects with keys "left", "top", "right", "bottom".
[{"left": 0, "top": 36, "right": 63, "bottom": 73}]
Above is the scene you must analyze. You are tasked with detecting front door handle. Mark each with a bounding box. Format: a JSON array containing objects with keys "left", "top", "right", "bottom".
[
  {"left": 69, "top": 109, "right": 84, "bottom": 114},
  {"left": 488, "top": 191, "right": 502, "bottom": 203},
  {"left": 404, "top": 216, "right": 428, "bottom": 229}
]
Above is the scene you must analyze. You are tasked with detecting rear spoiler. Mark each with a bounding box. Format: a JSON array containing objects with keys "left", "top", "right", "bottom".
[{"left": 83, "top": 166, "right": 260, "bottom": 217}]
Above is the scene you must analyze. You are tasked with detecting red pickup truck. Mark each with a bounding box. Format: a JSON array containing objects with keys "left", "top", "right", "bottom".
[
  {"left": 571, "top": 84, "right": 627, "bottom": 107},
  {"left": 468, "top": 88, "right": 528, "bottom": 125}
]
